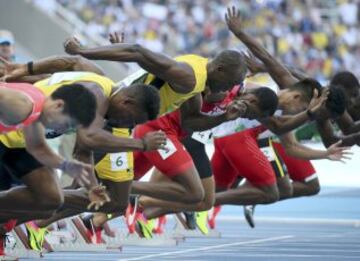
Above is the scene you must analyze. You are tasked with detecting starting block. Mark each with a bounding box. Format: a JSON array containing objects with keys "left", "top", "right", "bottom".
[
  {"left": 172, "top": 213, "right": 221, "bottom": 238},
  {"left": 102, "top": 230, "right": 180, "bottom": 247},
  {"left": 44, "top": 217, "right": 118, "bottom": 252},
  {"left": 3, "top": 225, "right": 43, "bottom": 260},
  {"left": 102, "top": 217, "right": 181, "bottom": 247}
]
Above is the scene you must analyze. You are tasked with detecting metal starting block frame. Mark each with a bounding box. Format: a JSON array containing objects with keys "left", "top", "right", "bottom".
[
  {"left": 3, "top": 225, "right": 43, "bottom": 260},
  {"left": 172, "top": 213, "right": 221, "bottom": 238},
  {"left": 102, "top": 230, "right": 181, "bottom": 247},
  {"left": 44, "top": 217, "right": 119, "bottom": 252},
  {"left": 102, "top": 216, "right": 181, "bottom": 247}
]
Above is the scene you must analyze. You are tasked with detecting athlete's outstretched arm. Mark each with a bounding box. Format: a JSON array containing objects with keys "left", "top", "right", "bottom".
[
  {"left": 335, "top": 110, "right": 360, "bottom": 135},
  {"left": 23, "top": 122, "right": 92, "bottom": 187},
  {"left": 340, "top": 132, "right": 360, "bottom": 146},
  {"left": 225, "top": 6, "right": 297, "bottom": 89},
  {"left": 261, "top": 89, "right": 329, "bottom": 135},
  {"left": 315, "top": 118, "right": 340, "bottom": 148},
  {"left": 64, "top": 38, "right": 196, "bottom": 94},
  {"left": 244, "top": 53, "right": 308, "bottom": 81},
  {"left": 1, "top": 55, "right": 105, "bottom": 81},
  {"left": 180, "top": 94, "right": 246, "bottom": 132},
  {"left": 279, "top": 132, "right": 351, "bottom": 162}
]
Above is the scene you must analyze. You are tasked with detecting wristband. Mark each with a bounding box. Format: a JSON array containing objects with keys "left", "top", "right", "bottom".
[
  {"left": 27, "top": 61, "right": 34, "bottom": 75},
  {"left": 306, "top": 109, "right": 316, "bottom": 120},
  {"left": 58, "top": 160, "right": 69, "bottom": 172}
]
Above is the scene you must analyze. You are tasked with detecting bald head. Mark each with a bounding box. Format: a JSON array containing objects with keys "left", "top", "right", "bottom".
[{"left": 207, "top": 50, "right": 247, "bottom": 93}]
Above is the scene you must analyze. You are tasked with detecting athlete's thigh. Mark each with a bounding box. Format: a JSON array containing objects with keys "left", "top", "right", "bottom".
[
  {"left": 101, "top": 179, "right": 132, "bottom": 206},
  {"left": 222, "top": 132, "right": 276, "bottom": 187},
  {"left": 21, "top": 167, "right": 61, "bottom": 197},
  {"left": 142, "top": 133, "right": 195, "bottom": 178},
  {"left": 149, "top": 168, "right": 172, "bottom": 183},
  {"left": 182, "top": 137, "right": 212, "bottom": 179},
  {"left": 272, "top": 142, "right": 316, "bottom": 182},
  {"left": 211, "top": 138, "right": 238, "bottom": 189}
]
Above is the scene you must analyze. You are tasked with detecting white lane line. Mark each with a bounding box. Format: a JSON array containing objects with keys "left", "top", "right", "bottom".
[
  {"left": 217, "top": 216, "right": 360, "bottom": 226},
  {"left": 120, "top": 235, "right": 294, "bottom": 261}
]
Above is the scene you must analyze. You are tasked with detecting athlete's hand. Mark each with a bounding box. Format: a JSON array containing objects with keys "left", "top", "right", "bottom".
[
  {"left": 307, "top": 88, "right": 329, "bottom": 117},
  {"left": 60, "top": 159, "right": 92, "bottom": 187},
  {"left": 225, "top": 6, "right": 243, "bottom": 35},
  {"left": 225, "top": 100, "right": 247, "bottom": 120},
  {"left": 244, "top": 52, "right": 265, "bottom": 77},
  {"left": 141, "top": 131, "right": 167, "bottom": 151},
  {"left": 326, "top": 140, "right": 352, "bottom": 163},
  {"left": 0, "top": 57, "right": 27, "bottom": 82},
  {"left": 109, "top": 32, "right": 125, "bottom": 44},
  {"left": 64, "top": 37, "right": 84, "bottom": 55},
  {"left": 87, "top": 184, "right": 111, "bottom": 211}
]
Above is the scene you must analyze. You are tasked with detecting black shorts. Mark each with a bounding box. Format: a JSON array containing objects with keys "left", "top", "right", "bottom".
[
  {"left": 182, "top": 136, "right": 212, "bottom": 179},
  {"left": 257, "top": 137, "right": 288, "bottom": 179},
  {"left": 0, "top": 142, "right": 43, "bottom": 182}
]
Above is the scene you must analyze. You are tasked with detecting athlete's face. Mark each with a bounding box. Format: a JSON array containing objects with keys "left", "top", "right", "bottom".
[
  {"left": 208, "top": 65, "right": 245, "bottom": 93},
  {"left": 237, "top": 93, "right": 264, "bottom": 119},
  {"left": 41, "top": 99, "right": 77, "bottom": 132},
  {"left": 107, "top": 94, "right": 148, "bottom": 128}
]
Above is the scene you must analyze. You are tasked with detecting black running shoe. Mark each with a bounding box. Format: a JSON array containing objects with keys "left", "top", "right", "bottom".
[
  {"left": 183, "top": 212, "right": 196, "bottom": 230},
  {"left": 243, "top": 205, "right": 256, "bottom": 228}
]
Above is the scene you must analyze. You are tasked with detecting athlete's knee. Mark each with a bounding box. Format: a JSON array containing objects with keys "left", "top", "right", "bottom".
[
  {"left": 185, "top": 186, "right": 205, "bottom": 203},
  {"left": 306, "top": 179, "right": 320, "bottom": 196},
  {"left": 262, "top": 185, "right": 280, "bottom": 204},
  {"left": 37, "top": 190, "right": 64, "bottom": 210},
  {"left": 277, "top": 179, "right": 293, "bottom": 200},
  {"left": 196, "top": 196, "right": 215, "bottom": 211}
]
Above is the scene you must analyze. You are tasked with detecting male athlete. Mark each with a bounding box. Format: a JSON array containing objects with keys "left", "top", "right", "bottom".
[
  {"left": 0, "top": 55, "right": 166, "bottom": 253},
  {"left": 0, "top": 81, "right": 96, "bottom": 185},
  {"left": 206, "top": 7, "right": 351, "bottom": 229}
]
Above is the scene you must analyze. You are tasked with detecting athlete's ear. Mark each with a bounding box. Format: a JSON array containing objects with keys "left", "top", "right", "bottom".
[
  {"left": 292, "top": 93, "right": 301, "bottom": 101},
  {"left": 53, "top": 99, "right": 65, "bottom": 110},
  {"left": 122, "top": 95, "right": 136, "bottom": 105},
  {"left": 217, "top": 64, "right": 224, "bottom": 72}
]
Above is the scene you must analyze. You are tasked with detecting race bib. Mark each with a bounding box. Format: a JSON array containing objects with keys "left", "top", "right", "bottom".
[
  {"left": 110, "top": 152, "right": 129, "bottom": 171},
  {"left": 191, "top": 130, "right": 212, "bottom": 144},
  {"left": 158, "top": 138, "right": 177, "bottom": 160},
  {"left": 260, "top": 146, "right": 275, "bottom": 162}
]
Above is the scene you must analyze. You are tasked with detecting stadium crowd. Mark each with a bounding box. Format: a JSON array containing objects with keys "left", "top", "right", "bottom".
[{"left": 49, "top": 0, "right": 360, "bottom": 82}]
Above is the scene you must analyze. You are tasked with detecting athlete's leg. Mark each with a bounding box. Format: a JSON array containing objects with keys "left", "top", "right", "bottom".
[
  {"left": 272, "top": 141, "right": 320, "bottom": 198},
  {"left": 292, "top": 178, "right": 320, "bottom": 197},
  {"left": 277, "top": 175, "right": 293, "bottom": 200},
  {"left": 140, "top": 136, "right": 214, "bottom": 217},
  {"left": 142, "top": 176, "right": 215, "bottom": 219},
  {"left": 213, "top": 131, "right": 279, "bottom": 206},
  {"left": 215, "top": 181, "right": 279, "bottom": 205},
  {"left": 0, "top": 167, "right": 64, "bottom": 212},
  {"left": 32, "top": 180, "right": 132, "bottom": 229},
  {"left": 132, "top": 166, "right": 204, "bottom": 203}
]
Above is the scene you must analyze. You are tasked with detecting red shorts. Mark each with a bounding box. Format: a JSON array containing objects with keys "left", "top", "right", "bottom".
[
  {"left": 133, "top": 110, "right": 194, "bottom": 180},
  {"left": 271, "top": 141, "right": 317, "bottom": 182},
  {"left": 212, "top": 128, "right": 276, "bottom": 188}
]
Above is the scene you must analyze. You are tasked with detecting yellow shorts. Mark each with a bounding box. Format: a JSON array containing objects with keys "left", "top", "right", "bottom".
[{"left": 94, "top": 128, "right": 134, "bottom": 182}]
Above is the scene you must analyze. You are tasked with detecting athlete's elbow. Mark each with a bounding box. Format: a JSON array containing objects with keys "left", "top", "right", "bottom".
[{"left": 77, "top": 132, "right": 98, "bottom": 150}]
